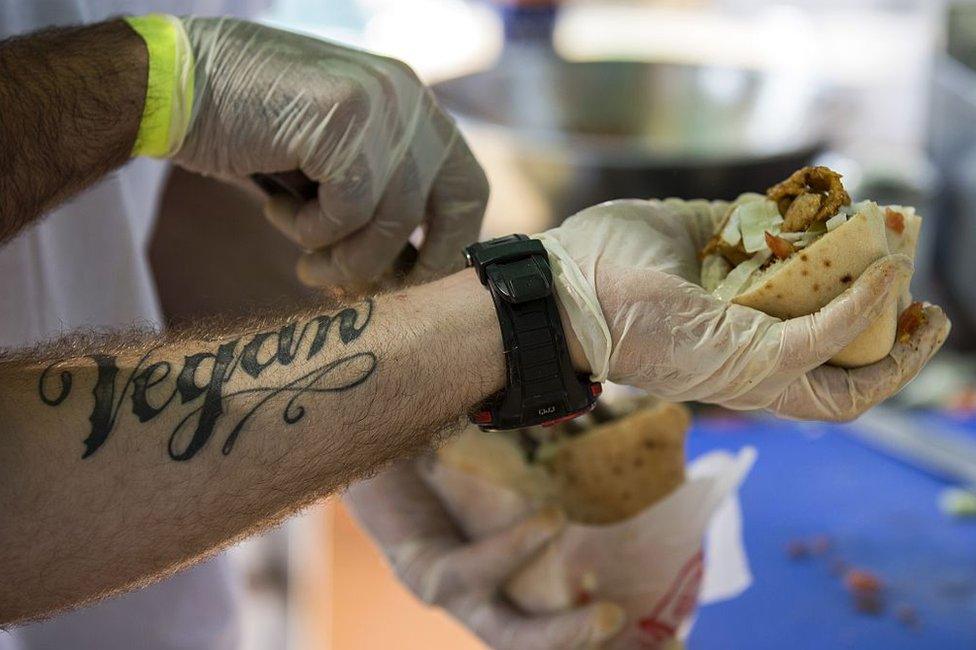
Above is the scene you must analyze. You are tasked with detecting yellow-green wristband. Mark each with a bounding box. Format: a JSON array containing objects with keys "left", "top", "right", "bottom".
[{"left": 124, "top": 14, "right": 194, "bottom": 158}]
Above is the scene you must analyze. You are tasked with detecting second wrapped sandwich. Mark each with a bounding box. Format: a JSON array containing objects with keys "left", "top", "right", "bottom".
[{"left": 423, "top": 399, "right": 754, "bottom": 648}]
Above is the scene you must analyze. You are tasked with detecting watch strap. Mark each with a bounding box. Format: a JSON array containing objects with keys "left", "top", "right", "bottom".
[{"left": 466, "top": 235, "right": 600, "bottom": 429}]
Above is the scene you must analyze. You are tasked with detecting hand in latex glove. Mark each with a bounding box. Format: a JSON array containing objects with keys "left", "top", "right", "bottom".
[
  {"left": 174, "top": 17, "right": 487, "bottom": 286},
  {"left": 538, "top": 199, "right": 950, "bottom": 421},
  {"left": 345, "top": 461, "right": 625, "bottom": 649}
]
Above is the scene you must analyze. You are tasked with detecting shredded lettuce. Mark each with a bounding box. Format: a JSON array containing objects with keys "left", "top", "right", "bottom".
[
  {"left": 800, "top": 221, "right": 827, "bottom": 247},
  {"left": 720, "top": 209, "right": 742, "bottom": 246},
  {"left": 737, "top": 200, "right": 783, "bottom": 253},
  {"left": 701, "top": 254, "right": 732, "bottom": 293},
  {"left": 712, "top": 251, "right": 772, "bottom": 302},
  {"left": 826, "top": 213, "right": 848, "bottom": 232}
]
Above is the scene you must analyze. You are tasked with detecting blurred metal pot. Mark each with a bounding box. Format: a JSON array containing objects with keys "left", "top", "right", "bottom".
[{"left": 433, "top": 55, "right": 828, "bottom": 226}]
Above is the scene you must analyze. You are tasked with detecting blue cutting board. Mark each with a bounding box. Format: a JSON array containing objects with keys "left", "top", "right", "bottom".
[{"left": 687, "top": 414, "right": 976, "bottom": 649}]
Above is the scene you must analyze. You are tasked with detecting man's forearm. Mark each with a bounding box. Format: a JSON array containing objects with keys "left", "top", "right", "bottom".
[
  {"left": 0, "top": 20, "right": 146, "bottom": 242},
  {"left": 0, "top": 269, "right": 503, "bottom": 624}
]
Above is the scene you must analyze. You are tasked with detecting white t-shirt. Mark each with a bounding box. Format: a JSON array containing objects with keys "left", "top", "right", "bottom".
[{"left": 0, "top": 1, "right": 266, "bottom": 648}]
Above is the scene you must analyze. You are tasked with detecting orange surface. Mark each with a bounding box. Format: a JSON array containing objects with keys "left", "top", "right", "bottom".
[{"left": 327, "top": 501, "right": 486, "bottom": 650}]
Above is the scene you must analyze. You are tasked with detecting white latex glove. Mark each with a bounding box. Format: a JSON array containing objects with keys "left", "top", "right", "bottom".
[
  {"left": 174, "top": 17, "right": 487, "bottom": 286},
  {"left": 537, "top": 199, "right": 950, "bottom": 421},
  {"left": 345, "top": 460, "right": 626, "bottom": 649}
]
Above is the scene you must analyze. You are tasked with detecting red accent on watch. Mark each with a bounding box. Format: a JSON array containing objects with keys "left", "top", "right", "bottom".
[
  {"left": 541, "top": 401, "right": 598, "bottom": 427},
  {"left": 473, "top": 410, "right": 494, "bottom": 425}
]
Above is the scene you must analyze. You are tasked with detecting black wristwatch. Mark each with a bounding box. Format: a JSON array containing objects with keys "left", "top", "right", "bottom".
[{"left": 464, "top": 235, "right": 601, "bottom": 430}]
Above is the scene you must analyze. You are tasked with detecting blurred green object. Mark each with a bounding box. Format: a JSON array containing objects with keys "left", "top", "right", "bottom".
[{"left": 939, "top": 487, "right": 976, "bottom": 518}]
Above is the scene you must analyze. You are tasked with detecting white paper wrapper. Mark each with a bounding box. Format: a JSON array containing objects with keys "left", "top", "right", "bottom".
[{"left": 421, "top": 447, "right": 756, "bottom": 649}]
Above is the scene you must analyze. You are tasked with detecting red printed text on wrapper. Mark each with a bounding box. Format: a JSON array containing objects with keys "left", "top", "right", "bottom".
[{"left": 637, "top": 551, "right": 704, "bottom": 648}]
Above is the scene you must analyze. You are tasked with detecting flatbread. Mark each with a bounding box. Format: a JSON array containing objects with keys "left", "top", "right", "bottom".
[
  {"left": 884, "top": 205, "right": 923, "bottom": 313},
  {"left": 543, "top": 402, "right": 689, "bottom": 524},
  {"left": 713, "top": 201, "right": 920, "bottom": 368},
  {"left": 435, "top": 401, "right": 690, "bottom": 525},
  {"left": 436, "top": 429, "right": 553, "bottom": 503}
]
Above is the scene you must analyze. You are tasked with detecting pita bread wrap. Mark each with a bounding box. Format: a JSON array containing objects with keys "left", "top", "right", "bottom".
[
  {"left": 541, "top": 403, "right": 689, "bottom": 524},
  {"left": 434, "top": 400, "right": 689, "bottom": 528},
  {"left": 423, "top": 400, "right": 755, "bottom": 648},
  {"left": 702, "top": 167, "right": 922, "bottom": 368}
]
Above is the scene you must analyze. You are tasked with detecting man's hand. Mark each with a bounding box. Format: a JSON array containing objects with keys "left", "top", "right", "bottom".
[
  {"left": 0, "top": 16, "right": 486, "bottom": 283},
  {"left": 538, "top": 199, "right": 950, "bottom": 421},
  {"left": 346, "top": 461, "right": 625, "bottom": 650},
  {"left": 174, "top": 18, "right": 488, "bottom": 288}
]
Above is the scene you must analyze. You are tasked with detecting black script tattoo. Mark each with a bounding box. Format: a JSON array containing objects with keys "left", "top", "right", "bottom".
[{"left": 38, "top": 300, "right": 375, "bottom": 461}]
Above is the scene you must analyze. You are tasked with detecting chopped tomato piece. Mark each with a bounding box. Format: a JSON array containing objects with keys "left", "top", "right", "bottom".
[
  {"left": 845, "top": 569, "right": 883, "bottom": 595},
  {"left": 897, "top": 302, "right": 927, "bottom": 344},
  {"left": 810, "top": 535, "right": 832, "bottom": 555},
  {"left": 764, "top": 231, "right": 795, "bottom": 260},
  {"left": 896, "top": 605, "right": 920, "bottom": 628},
  {"left": 885, "top": 208, "right": 905, "bottom": 234},
  {"left": 786, "top": 539, "right": 809, "bottom": 560}
]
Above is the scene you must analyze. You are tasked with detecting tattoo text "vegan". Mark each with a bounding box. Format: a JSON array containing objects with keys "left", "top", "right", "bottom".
[{"left": 38, "top": 301, "right": 376, "bottom": 461}]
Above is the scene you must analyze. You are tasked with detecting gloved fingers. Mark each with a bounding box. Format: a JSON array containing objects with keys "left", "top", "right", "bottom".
[
  {"left": 410, "top": 133, "right": 489, "bottom": 283},
  {"left": 774, "top": 254, "right": 915, "bottom": 373},
  {"left": 261, "top": 157, "right": 378, "bottom": 252},
  {"left": 314, "top": 156, "right": 383, "bottom": 251},
  {"left": 846, "top": 303, "right": 950, "bottom": 401},
  {"left": 294, "top": 172, "right": 426, "bottom": 288},
  {"left": 294, "top": 97, "right": 465, "bottom": 286},
  {"left": 660, "top": 198, "right": 732, "bottom": 252},
  {"left": 711, "top": 255, "right": 911, "bottom": 411},
  {"left": 770, "top": 304, "right": 949, "bottom": 421},
  {"left": 468, "top": 599, "right": 626, "bottom": 650},
  {"left": 344, "top": 458, "right": 462, "bottom": 550},
  {"left": 263, "top": 195, "right": 304, "bottom": 245},
  {"left": 295, "top": 70, "right": 425, "bottom": 254},
  {"left": 365, "top": 151, "right": 430, "bottom": 268},
  {"left": 419, "top": 507, "right": 565, "bottom": 606},
  {"left": 898, "top": 290, "right": 914, "bottom": 314},
  {"left": 345, "top": 459, "right": 476, "bottom": 600}
]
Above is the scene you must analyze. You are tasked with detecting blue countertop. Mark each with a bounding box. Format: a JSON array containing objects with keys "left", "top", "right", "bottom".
[{"left": 687, "top": 414, "right": 976, "bottom": 649}]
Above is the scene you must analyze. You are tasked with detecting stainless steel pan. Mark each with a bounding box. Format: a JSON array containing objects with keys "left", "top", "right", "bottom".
[{"left": 434, "top": 56, "right": 829, "bottom": 225}]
